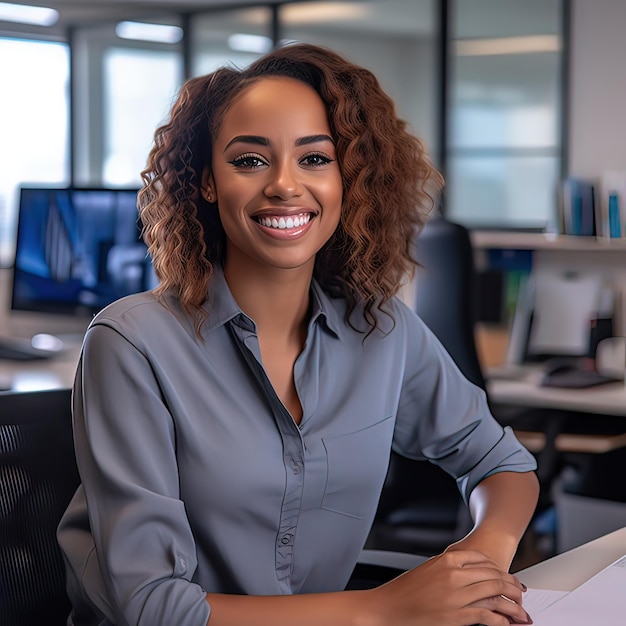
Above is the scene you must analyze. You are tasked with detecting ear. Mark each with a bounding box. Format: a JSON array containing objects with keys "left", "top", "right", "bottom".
[{"left": 201, "top": 167, "right": 216, "bottom": 203}]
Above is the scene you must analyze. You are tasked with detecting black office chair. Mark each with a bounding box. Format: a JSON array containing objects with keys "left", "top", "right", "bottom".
[
  {"left": 0, "top": 387, "right": 78, "bottom": 626},
  {"left": 412, "top": 216, "right": 486, "bottom": 390},
  {"left": 367, "top": 215, "right": 482, "bottom": 556}
]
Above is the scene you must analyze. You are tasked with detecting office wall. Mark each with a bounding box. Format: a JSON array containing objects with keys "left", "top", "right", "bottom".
[
  {"left": 569, "top": 0, "right": 626, "bottom": 177},
  {"left": 2, "top": 1, "right": 622, "bottom": 340}
]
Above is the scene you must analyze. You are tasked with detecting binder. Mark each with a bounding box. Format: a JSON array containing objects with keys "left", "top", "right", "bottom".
[{"left": 560, "top": 178, "right": 596, "bottom": 236}]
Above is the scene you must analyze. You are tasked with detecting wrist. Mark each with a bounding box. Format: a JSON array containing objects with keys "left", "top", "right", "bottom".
[
  {"left": 349, "top": 589, "right": 383, "bottom": 626},
  {"left": 447, "top": 527, "right": 519, "bottom": 570}
]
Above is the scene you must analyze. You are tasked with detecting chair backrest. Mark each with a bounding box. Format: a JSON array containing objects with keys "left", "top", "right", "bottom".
[
  {"left": 412, "top": 215, "right": 486, "bottom": 390},
  {"left": 370, "top": 217, "right": 483, "bottom": 555},
  {"left": 0, "top": 387, "right": 78, "bottom": 626}
]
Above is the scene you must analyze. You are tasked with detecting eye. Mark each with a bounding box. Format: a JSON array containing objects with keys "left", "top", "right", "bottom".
[
  {"left": 228, "top": 153, "right": 268, "bottom": 169},
  {"left": 300, "top": 152, "right": 335, "bottom": 167}
]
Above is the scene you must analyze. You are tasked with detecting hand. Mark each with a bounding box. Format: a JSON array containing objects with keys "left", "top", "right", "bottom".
[{"left": 364, "top": 549, "right": 533, "bottom": 626}]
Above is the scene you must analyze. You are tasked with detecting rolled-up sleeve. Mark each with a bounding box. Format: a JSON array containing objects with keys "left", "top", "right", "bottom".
[
  {"left": 68, "top": 323, "right": 211, "bottom": 626},
  {"left": 392, "top": 305, "right": 537, "bottom": 503}
]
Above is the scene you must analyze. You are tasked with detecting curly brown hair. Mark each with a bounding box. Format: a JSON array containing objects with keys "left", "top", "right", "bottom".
[{"left": 139, "top": 43, "right": 443, "bottom": 334}]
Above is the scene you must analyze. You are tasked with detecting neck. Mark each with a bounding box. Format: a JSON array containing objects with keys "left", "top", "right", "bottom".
[{"left": 224, "top": 262, "right": 313, "bottom": 338}]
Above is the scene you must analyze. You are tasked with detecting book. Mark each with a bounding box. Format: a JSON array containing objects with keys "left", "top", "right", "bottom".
[{"left": 560, "top": 177, "right": 596, "bottom": 236}]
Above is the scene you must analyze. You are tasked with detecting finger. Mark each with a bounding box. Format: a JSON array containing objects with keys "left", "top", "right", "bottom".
[
  {"left": 443, "top": 549, "right": 526, "bottom": 591},
  {"left": 453, "top": 576, "right": 526, "bottom": 611},
  {"left": 444, "top": 564, "right": 526, "bottom": 602},
  {"left": 497, "top": 594, "right": 533, "bottom": 624},
  {"left": 450, "top": 559, "right": 527, "bottom": 594},
  {"left": 473, "top": 595, "right": 533, "bottom": 625}
]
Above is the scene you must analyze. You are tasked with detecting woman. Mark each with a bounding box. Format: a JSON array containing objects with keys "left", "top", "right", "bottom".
[{"left": 58, "top": 43, "right": 539, "bottom": 626}]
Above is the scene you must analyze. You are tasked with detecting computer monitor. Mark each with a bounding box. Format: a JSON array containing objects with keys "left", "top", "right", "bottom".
[{"left": 11, "top": 186, "right": 157, "bottom": 319}]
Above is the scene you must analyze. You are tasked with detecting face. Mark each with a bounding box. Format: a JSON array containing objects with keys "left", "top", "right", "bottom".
[{"left": 204, "top": 76, "right": 343, "bottom": 276}]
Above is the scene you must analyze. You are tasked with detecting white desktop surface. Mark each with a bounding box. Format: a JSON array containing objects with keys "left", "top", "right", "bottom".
[
  {"left": 0, "top": 267, "right": 87, "bottom": 391},
  {"left": 487, "top": 364, "right": 626, "bottom": 416},
  {"left": 515, "top": 526, "right": 626, "bottom": 591},
  {"left": 0, "top": 339, "right": 81, "bottom": 392}
]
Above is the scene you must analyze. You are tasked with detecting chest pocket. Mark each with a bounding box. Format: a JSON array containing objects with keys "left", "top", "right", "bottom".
[{"left": 321, "top": 415, "right": 395, "bottom": 519}]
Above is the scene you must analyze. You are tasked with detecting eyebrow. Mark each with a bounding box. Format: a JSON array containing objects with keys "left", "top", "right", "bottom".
[
  {"left": 224, "top": 134, "right": 334, "bottom": 151},
  {"left": 296, "top": 134, "right": 335, "bottom": 147}
]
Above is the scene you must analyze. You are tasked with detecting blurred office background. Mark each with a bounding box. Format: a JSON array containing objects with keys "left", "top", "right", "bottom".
[
  {"left": 0, "top": 0, "right": 567, "bottom": 269},
  {"left": 4, "top": 0, "right": 626, "bottom": 565}
]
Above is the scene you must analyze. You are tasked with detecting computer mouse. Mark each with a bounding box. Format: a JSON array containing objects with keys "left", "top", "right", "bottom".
[
  {"left": 0, "top": 334, "right": 64, "bottom": 361},
  {"left": 542, "top": 359, "right": 580, "bottom": 378},
  {"left": 30, "top": 333, "right": 65, "bottom": 352}
]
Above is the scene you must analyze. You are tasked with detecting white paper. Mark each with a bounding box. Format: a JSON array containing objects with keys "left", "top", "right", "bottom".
[
  {"left": 528, "top": 554, "right": 626, "bottom": 625},
  {"left": 527, "top": 271, "right": 604, "bottom": 355},
  {"left": 521, "top": 588, "right": 569, "bottom": 616}
]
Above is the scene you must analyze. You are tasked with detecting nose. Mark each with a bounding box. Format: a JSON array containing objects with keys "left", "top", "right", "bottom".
[{"left": 263, "top": 160, "right": 303, "bottom": 200}]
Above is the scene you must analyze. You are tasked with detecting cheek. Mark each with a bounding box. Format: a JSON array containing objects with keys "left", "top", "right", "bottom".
[
  {"left": 215, "top": 181, "right": 252, "bottom": 220},
  {"left": 323, "top": 180, "right": 343, "bottom": 227},
  {"left": 317, "top": 171, "right": 343, "bottom": 207}
]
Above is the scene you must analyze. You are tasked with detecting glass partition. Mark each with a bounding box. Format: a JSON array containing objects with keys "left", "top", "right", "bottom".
[
  {"left": 189, "top": 7, "right": 274, "bottom": 77},
  {"left": 71, "top": 20, "right": 184, "bottom": 187},
  {"left": 0, "top": 37, "right": 69, "bottom": 266},
  {"left": 0, "top": 0, "right": 568, "bottom": 272},
  {"left": 279, "top": 0, "right": 439, "bottom": 155},
  {"left": 102, "top": 47, "right": 181, "bottom": 186},
  {"left": 446, "top": 0, "right": 564, "bottom": 230}
]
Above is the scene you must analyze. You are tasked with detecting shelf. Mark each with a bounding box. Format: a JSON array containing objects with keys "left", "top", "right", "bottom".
[
  {"left": 471, "top": 231, "right": 626, "bottom": 251},
  {"left": 514, "top": 430, "right": 626, "bottom": 454}
]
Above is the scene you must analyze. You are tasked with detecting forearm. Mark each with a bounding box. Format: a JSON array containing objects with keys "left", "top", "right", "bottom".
[
  {"left": 453, "top": 470, "right": 540, "bottom": 569},
  {"left": 206, "top": 548, "right": 533, "bottom": 626},
  {"left": 206, "top": 590, "right": 372, "bottom": 626}
]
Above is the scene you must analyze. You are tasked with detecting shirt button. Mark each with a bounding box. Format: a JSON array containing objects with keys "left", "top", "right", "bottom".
[{"left": 281, "top": 534, "right": 293, "bottom": 545}]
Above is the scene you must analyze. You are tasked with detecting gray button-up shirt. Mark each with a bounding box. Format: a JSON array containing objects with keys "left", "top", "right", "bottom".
[{"left": 57, "top": 269, "right": 536, "bottom": 626}]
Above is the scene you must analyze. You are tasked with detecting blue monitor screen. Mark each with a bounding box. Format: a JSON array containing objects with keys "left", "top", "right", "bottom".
[{"left": 11, "top": 186, "right": 156, "bottom": 317}]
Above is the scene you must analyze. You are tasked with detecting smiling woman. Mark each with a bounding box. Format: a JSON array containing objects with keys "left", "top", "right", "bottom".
[
  {"left": 138, "top": 43, "right": 438, "bottom": 335},
  {"left": 57, "top": 42, "right": 539, "bottom": 626},
  {"left": 205, "top": 76, "right": 343, "bottom": 281}
]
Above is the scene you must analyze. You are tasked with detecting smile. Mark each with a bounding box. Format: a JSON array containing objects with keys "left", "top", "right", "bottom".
[{"left": 255, "top": 213, "right": 312, "bottom": 230}]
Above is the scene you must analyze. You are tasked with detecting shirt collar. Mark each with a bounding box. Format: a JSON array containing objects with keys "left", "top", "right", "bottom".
[
  {"left": 202, "top": 266, "right": 343, "bottom": 340},
  {"left": 308, "top": 278, "right": 342, "bottom": 339}
]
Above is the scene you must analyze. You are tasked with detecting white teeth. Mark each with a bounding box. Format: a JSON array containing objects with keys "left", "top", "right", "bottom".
[{"left": 258, "top": 213, "right": 311, "bottom": 229}]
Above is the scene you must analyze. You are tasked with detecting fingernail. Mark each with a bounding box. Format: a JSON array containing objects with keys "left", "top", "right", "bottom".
[{"left": 525, "top": 611, "right": 533, "bottom": 624}]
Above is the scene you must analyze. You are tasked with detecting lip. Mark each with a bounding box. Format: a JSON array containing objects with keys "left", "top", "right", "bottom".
[{"left": 251, "top": 207, "right": 319, "bottom": 219}]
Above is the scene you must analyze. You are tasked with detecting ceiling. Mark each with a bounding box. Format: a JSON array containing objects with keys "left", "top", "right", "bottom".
[
  {"left": 4, "top": 1, "right": 286, "bottom": 27},
  {"left": 0, "top": 1, "right": 433, "bottom": 38}
]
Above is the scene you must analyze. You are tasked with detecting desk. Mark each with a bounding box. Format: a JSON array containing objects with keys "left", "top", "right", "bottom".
[
  {"left": 358, "top": 528, "right": 626, "bottom": 592},
  {"left": 488, "top": 363, "right": 626, "bottom": 416},
  {"left": 0, "top": 340, "right": 81, "bottom": 392},
  {"left": 487, "top": 363, "right": 626, "bottom": 454},
  {"left": 515, "top": 526, "right": 626, "bottom": 591},
  {"left": 488, "top": 365, "right": 626, "bottom": 543}
]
